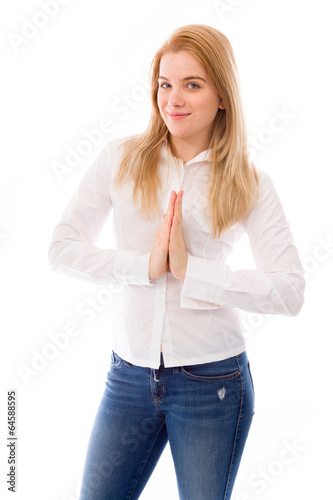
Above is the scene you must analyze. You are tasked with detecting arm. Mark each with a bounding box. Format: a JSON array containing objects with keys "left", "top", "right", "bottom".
[
  {"left": 180, "top": 170, "right": 305, "bottom": 316},
  {"left": 48, "top": 138, "right": 153, "bottom": 286}
]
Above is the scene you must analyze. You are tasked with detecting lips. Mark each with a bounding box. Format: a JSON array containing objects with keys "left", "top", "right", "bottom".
[{"left": 167, "top": 112, "right": 191, "bottom": 120}]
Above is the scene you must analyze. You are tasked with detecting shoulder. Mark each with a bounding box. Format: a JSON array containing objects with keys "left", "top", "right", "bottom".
[
  {"left": 94, "top": 134, "right": 139, "bottom": 176},
  {"left": 256, "top": 166, "right": 272, "bottom": 185},
  {"left": 243, "top": 166, "right": 284, "bottom": 229},
  {"left": 254, "top": 166, "right": 278, "bottom": 200},
  {"left": 104, "top": 133, "right": 138, "bottom": 158}
]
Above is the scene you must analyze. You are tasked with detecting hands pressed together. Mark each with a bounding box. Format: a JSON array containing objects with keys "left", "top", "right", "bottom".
[{"left": 148, "top": 190, "right": 188, "bottom": 281}]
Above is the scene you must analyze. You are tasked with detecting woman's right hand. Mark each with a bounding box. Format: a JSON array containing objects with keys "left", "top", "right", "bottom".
[{"left": 148, "top": 190, "right": 177, "bottom": 279}]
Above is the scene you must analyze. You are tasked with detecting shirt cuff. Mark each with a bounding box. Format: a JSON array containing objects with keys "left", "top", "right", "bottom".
[
  {"left": 180, "top": 254, "right": 224, "bottom": 309},
  {"left": 114, "top": 250, "right": 155, "bottom": 286}
]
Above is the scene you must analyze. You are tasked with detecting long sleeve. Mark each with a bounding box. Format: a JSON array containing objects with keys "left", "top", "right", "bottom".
[
  {"left": 180, "top": 170, "right": 305, "bottom": 316},
  {"left": 48, "top": 139, "right": 153, "bottom": 286}
]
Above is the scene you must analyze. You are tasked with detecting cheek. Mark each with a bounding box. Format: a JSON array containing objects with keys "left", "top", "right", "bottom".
[
  {"left": 157, "top": 92, "right": 166, "bottom": 111},
  {"left": 199, "top": 98, "right": 220, "bottom": 121},
  {"left": 202, "top": 94, "right": 219, "bottom": 108}
]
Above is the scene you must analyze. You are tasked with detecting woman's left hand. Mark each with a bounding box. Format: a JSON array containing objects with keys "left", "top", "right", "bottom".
[{"left": 169, "top": 190, "right": 188, "bottom": 281}]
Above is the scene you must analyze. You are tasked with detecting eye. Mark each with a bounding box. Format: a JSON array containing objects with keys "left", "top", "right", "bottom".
[
  {"left": 188, "top": 83, "right": 200, "bottom": 89},
  {"left": 159, "top": 82, "right": 171, "bottom": 89}
]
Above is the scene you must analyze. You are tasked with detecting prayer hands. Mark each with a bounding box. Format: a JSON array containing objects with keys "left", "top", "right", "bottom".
[{"left": 148, "top": 190, "right": 188, "bottom": 281}]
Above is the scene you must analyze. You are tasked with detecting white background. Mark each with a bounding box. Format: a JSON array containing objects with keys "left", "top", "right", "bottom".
[{"left": 1, "top": 0, "right": 332, "bottom": 499}]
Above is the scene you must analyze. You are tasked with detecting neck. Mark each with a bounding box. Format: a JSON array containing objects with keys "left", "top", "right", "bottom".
[{"left": 169, "top": 135, "right": 210, "bottom": 164}]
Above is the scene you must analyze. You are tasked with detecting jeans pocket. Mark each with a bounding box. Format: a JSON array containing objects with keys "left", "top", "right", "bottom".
[
  {"left": 181, "top": 356, "right": 241, "bottom": 382},
  {"left": 247, "top": 361, "right": 255, "bottom": 413},
  {"left": 247, "top": 361, "right": 254, "bottom": 391},
  {"left": 110, "top": 350, "right": 124, "bottom": 369}
]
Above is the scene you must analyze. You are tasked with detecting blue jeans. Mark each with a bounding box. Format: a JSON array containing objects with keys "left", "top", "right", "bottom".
[{"left": 79, "top": 350, "right": 255, "bottom": 500}]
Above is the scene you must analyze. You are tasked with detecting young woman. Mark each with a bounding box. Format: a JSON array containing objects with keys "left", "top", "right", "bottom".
[{"left": 48, "top": 24, "right": 305, "bottom": 500}]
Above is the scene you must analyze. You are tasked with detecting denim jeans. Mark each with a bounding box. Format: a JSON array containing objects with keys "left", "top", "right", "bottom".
[{"left": 79, "top": 350, "right": 255, "bottom": 500}]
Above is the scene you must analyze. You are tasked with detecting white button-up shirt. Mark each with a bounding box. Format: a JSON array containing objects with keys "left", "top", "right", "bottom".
[{"left": 48, "top": 135, "right": 305, "bottom": 369}]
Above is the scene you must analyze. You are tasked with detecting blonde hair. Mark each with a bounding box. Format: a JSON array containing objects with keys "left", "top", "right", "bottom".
[{"left": 114, "top": 24, "right": 259, "bottom": 239}]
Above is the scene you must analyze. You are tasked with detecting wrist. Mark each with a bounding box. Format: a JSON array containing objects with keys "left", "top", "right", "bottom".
[{"left": 181, "top": 254, "right": 188, "bottom": 282}]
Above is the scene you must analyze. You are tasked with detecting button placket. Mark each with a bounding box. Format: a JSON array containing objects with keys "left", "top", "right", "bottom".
[{"left": 150, "top": 273, "right": 166, "bottom": 366}]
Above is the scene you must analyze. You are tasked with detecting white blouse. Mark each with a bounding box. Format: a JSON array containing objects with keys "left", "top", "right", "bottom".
[{"left": 48, "top": 135, "right": 305, "bottom": 369}]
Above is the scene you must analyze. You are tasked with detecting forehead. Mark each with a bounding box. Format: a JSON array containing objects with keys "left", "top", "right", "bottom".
[{"left": 159, "top": 50, "right": 207, "bottom": 78}]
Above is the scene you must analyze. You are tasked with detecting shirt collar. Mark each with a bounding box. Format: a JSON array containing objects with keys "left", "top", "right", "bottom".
[{"left": 161, "top": 140, "right": 212, "bottom": 165}]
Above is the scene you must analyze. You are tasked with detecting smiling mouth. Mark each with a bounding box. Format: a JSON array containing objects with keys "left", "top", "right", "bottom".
[{"left": 167, "top": 112, "right": 191, "bottom": 120}]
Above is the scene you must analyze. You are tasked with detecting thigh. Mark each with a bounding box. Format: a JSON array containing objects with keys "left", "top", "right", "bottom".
[
  {"left": 166, "top": 352, "right": 254, "bottom": 500},
  {"left": 79, "top": 352, "right": 168, "bottom": 500}
]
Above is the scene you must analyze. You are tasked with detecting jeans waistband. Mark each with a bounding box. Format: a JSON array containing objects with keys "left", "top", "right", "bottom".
[{"left": 116, "top": 350, "right": 247, "bottom": 372}]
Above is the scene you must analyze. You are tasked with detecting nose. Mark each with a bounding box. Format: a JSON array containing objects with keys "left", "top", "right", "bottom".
[{"left": 168, "top": 87, "right": 185, "bottom": 108}]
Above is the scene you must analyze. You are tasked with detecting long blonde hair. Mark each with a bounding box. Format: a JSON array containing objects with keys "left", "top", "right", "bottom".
[{"left": 114, "top": 24, "right": 259, "bottom": 239}]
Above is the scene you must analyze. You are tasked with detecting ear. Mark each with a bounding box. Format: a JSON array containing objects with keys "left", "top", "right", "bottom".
[{"left": 218, "top": 100, "right": 225, "bottom": 110}]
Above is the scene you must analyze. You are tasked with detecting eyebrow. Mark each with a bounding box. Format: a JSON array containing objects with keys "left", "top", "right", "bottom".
[{"left": 157, "top": 75, "right": 207, "bottom": 82}]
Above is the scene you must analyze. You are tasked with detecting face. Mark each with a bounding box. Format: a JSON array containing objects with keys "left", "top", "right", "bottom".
[{"left": 157, "top": 50, "right": 224, "bottom": 149}]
